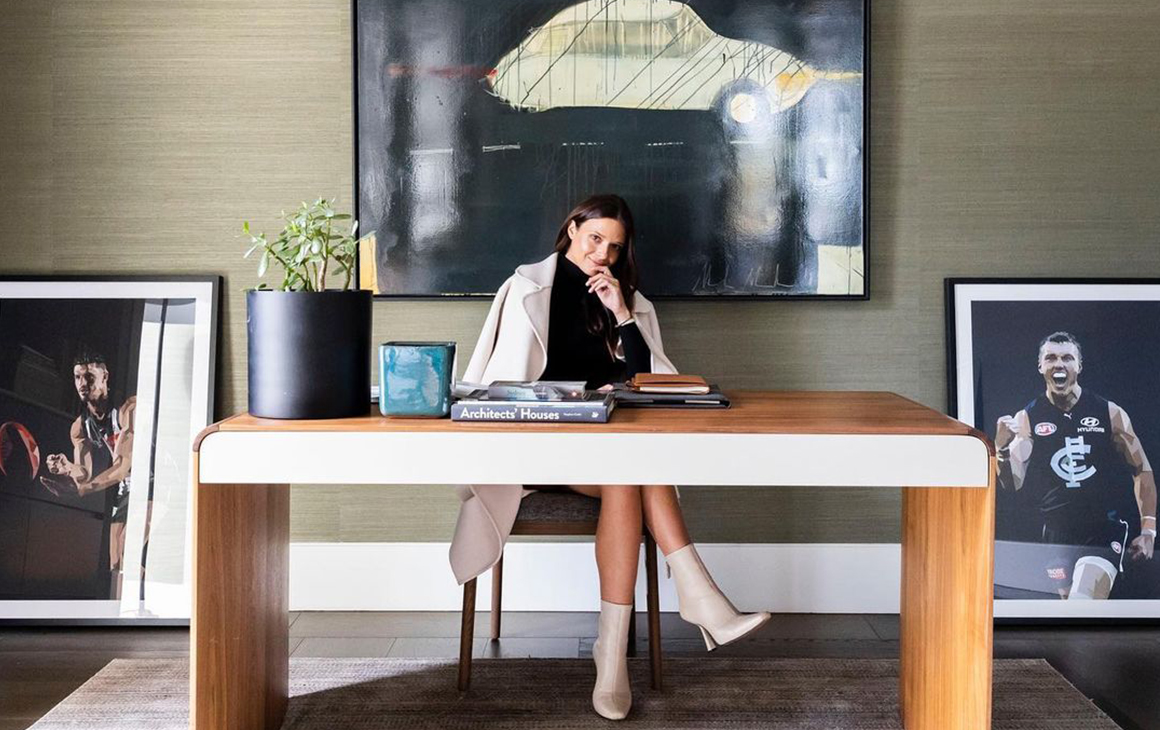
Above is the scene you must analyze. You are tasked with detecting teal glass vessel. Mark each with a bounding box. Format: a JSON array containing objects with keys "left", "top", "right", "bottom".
[{"left": 379, "top": 341, "right": 456, "bottom": 417}]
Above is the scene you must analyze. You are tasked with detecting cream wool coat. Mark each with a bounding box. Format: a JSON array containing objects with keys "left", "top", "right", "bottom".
[{"left": 448, "top": 252, "right": 678, "bottom": 584}]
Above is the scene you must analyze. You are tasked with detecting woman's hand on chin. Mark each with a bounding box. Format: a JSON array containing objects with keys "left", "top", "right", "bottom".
[{"left": 587, "top": 266, "right": 629, "bottom": 321}]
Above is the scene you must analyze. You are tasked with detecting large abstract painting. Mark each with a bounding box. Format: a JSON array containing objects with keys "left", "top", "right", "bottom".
[{"left": 356, "top": 0, "right": 866, "bottom": 297}]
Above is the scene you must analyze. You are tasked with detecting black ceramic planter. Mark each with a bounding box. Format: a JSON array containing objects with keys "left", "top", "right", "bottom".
[{"left": 247, "top": 289, "right": 372, "bottom": 419}]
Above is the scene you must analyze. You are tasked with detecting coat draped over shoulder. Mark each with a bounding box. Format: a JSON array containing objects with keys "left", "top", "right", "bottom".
[{"left": 449, "top": 253, "right": 677, "bottom": 584}]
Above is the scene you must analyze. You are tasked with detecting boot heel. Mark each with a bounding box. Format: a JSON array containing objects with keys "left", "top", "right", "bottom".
[{"left": 698, "top": 625, "right": 718, "bottom": 651}]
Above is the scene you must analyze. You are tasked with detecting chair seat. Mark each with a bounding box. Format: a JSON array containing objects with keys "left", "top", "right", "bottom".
[{"left": 515, "top": 490, "right": 601, "bottom": 523}]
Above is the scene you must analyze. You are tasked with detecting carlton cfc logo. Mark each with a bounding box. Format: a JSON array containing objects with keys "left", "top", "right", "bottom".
[
  {"left": 1035, "top": 422, "right": 1057, "bottom": 436},
  {"left": 1051, "top": 436, "right": 1097, "bottom": 489}
]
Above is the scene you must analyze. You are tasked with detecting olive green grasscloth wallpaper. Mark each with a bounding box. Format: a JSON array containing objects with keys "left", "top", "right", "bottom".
[{"left": 3, "top": 1, "right": 1159, "bottom": 544}]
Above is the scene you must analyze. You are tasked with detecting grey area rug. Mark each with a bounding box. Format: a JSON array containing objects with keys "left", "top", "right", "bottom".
[{"left": 30, "top": 657, "right": 1118, "bottom": 729}]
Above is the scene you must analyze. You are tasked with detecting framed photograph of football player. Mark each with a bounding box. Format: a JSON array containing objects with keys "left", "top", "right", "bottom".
[
  {"left": 0, "top": 276, "right": 220, "bottom": 623},
  {"left": 947, "top": 278, "right": 1160, "bottom": 619}
]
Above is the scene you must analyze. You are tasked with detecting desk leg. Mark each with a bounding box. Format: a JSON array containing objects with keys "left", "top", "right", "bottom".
[
  {"left": 191, "top": 464, "right": 289, "bottom": 730},
  {"left": 900, "top": 478, "right": 995, "bottom": 730}
]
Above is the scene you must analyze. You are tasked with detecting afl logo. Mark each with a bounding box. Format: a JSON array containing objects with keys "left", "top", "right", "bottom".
[
  {"left": 1035, "top": 422, "right": 1057, "bottom": 436},
  {"left": 1081, "top": 417, "right": 1100, "bottom": 428}
]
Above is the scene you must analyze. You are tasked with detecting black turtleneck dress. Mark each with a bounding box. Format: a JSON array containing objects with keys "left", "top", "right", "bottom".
[{"left": 538, "top": 253, "right": 652, "bottom": 389}]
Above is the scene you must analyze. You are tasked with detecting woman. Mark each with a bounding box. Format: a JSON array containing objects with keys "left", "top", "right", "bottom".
[{"left": 451, "top": 194, "right": 770, "bottom": 720}]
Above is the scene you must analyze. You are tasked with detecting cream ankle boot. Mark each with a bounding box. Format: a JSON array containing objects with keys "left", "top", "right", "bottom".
[
  {"left": 666, "top": 544, "right": 771, "bottom": 650},
  {"left": 591, "top": 600, "right": 633, "bottom": 720}
]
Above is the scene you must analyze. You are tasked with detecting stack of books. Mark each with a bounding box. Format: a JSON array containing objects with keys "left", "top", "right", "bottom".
[
  {"left": 615, "top": 373, "right": 730, "bottom": 408},
  {"left": 451, "top": 380, "right": 616, "bottom": 423}
]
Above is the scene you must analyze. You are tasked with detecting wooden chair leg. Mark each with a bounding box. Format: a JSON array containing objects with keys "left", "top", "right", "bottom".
[
  {"left": 458, "top": 578, "right": 477, "bottom": 691},
  {"left": 627, "top": 598, "right": 637, "bottom": 657},
  {"left": 491, "top": 553, "right": 503, "bottom": 640},
  {"left": 626, "top": 540, "right": 639, "bottom": 658},
  {"left": 644, "top": 532, "right": 662, "bottom": 691}
]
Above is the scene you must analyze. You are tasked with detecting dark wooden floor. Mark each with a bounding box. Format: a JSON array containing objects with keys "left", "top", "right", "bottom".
[{"left": 2, "top": 613, "right": 1158, "bottom": 730}]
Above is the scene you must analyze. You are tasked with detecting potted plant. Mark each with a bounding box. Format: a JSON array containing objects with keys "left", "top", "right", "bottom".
[{"left": 242, "top": 198, "right": 371, "bottom": 419}]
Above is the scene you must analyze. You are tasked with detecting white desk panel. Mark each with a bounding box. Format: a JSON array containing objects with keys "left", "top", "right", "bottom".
[{"left": 197, "top": 430, "right": 991, "bottom": 487}]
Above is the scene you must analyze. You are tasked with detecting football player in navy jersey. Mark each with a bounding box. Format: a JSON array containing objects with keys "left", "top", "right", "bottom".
[{"left": 995, "top": 331, "right": 1156, "bottom": 599}]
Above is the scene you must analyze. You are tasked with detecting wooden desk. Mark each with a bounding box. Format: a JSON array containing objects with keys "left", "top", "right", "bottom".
[{"left": 191, "top": 391, "right": 995, "bottom": 730}]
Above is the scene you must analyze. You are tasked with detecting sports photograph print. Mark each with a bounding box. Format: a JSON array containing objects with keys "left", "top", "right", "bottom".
[
  {"left": 0, "top": 277, "right": 219, "bottom": 622},
  {"left": 947, "top": 278, "right": 1160, "bottom": 619}
]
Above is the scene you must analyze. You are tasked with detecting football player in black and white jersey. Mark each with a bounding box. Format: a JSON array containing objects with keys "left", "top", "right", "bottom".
[
  {"left": 995, "top": 331, "right": 1156, "bottom": 599},
  {"left": 39, "top": 351, "right": 137, "bottom": 599}
]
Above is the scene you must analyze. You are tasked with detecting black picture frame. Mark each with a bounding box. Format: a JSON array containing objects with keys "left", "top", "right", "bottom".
[
  {"left": 946, "top": 277, "right": 1160, "bottom": 619},
  {"left": 0, "top": 274, "right": 221, "bottom": 625},
  {"left": 353, "top": 0, "right": 870, "bottom": 301}
]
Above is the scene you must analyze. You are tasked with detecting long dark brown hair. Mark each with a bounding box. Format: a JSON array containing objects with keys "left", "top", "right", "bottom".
[{"left": 552, "top": 194, "right": 638, "bottom": 355}]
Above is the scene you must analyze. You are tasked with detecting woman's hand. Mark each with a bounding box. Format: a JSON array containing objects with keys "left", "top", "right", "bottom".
[{"left": 587, "top": 266, "right": 630, "bottom": 323}]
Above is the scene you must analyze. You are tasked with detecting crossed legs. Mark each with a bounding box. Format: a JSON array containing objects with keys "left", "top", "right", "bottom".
[
  {"left": 567, "top": 484, "right": 691, "bottom": 719},
  {"left": 564, "top": 484, "right": 769, "bottom": 719},
  {"left": 564, "top": 484, "right": 690, "bottom": 603}
]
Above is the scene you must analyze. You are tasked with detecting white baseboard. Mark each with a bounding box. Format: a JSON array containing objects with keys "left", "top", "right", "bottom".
[{"left": 289, "top": 542, "right": 903, "bottom": 613}]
